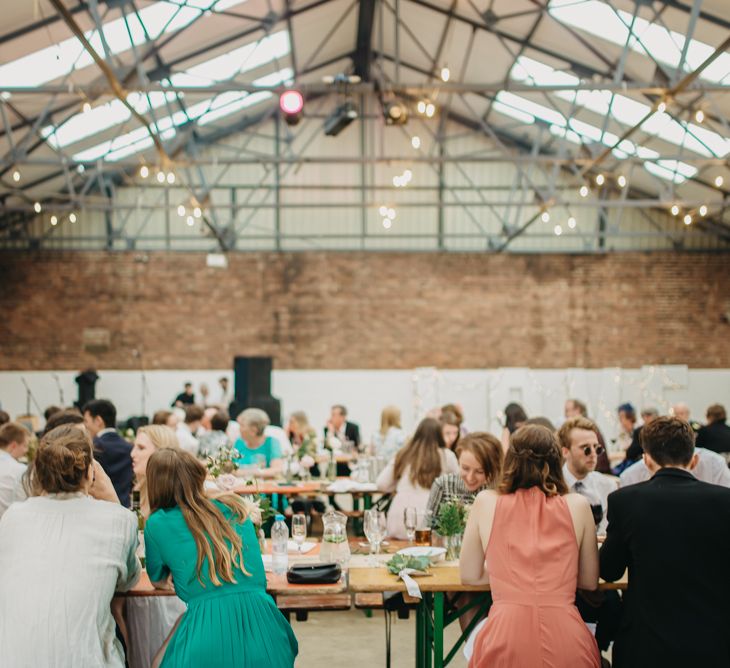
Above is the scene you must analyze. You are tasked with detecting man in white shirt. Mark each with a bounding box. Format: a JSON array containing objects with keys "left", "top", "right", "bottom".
[
  {"left": 0, "top": 422, "right": 30, "bottom": 518},
  {"left": 558, "top": 416, "right": 619, "bottom": 535},
  {"left": 620, "top": 446, "right": 730, "bottom": 488},
  {"left": 176, "top": 405, "right": 202, "bottom": 456}
]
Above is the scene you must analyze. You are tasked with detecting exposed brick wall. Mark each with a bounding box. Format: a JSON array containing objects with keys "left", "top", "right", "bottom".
[{"left": 1, "top": 251, "right": 729, "bottom": 370}]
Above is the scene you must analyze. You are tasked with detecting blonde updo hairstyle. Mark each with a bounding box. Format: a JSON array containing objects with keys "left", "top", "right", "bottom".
[{"left": 33, "top": 425, "right": 94, "bottom": 494}]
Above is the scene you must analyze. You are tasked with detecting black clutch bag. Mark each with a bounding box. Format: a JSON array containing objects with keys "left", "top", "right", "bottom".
[{"left": 286, "top": 562, "right": 342, "bottom": 585}]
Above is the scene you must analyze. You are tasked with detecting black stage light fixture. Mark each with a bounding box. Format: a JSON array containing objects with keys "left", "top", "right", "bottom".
[
  {"left": 323, "top": 100, "right": 358, "bottom": 136},
  {"left": 383, "top": 99, "right": 408, "bottom": 125}
]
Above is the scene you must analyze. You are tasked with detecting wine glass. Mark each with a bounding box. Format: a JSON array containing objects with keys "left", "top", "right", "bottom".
[
  {"left": 364, "top": 509, "right": 387, "bottom": 558},
  {"left": 292, "top": 513, "right": 307, "bottom": 554},
  {"left": 404, "top": 507, "right": 417, "bottom": 544}
]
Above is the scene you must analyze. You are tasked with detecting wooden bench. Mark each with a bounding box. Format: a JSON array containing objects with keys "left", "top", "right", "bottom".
[{"left": 276, "top": 594, "right": 352, "bottom": 622}]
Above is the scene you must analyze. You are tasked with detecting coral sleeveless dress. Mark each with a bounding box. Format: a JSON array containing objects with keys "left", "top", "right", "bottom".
[{"left": 469, "top": 488, "right": 600, "bottom": 668}]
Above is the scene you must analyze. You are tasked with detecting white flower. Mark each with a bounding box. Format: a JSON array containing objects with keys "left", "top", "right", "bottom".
[{"left": 300, "top": 455, "right": 315, "bottom": 469}]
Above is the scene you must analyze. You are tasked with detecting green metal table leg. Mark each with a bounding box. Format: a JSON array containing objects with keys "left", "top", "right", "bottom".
[
  {"left": 364, "top": 493, "right": 372, "bottom": 510},
  {"left": 433, "top": 592, "right": 444, "bottom": 668},
  {"left": 425, "top": 593, "right": 433, "bottom": 668},
  {"left": 416, "top": 600, "right": 424, "bottom": 668}
]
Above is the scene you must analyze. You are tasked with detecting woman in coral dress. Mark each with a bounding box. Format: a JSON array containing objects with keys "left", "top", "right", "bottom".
[{"left": 461, "top": 424, "right": 601, "bottom": 668}]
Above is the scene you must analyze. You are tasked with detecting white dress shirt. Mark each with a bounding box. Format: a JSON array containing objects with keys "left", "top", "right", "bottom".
[
  {"left": 562, "top": 464, "right": 619, "bottom": 535},
  {"left": 619, "top": 447, "right": 730, "bottom": 489},
  {"left": 0, "top": 450, "right": 26, "bottom": 519},
  {"left": 265, "top": 425, "right": 293, "bottom": 457},
  {"left": 175, "top": 423, "right": 199, "bottom": 455}
]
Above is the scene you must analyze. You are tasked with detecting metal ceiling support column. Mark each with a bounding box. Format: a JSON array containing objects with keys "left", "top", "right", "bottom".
[
  {"left": 677, "top": 0, "right": 704, "bottom": 81},
  {"left": 275, "top": 111, "right": 282, "bottom": 251},
  {"left": 164, "top": 186, "right": 171, "bottom": 251},
  {"left": 353, "top": 0, "right": 377, "bottom": 80},
  {"left": 360, "top": 94, "right": 367, "bottom": 249},
  {"left": 437, "top": 139, "right": 444, "bottom": 250}
]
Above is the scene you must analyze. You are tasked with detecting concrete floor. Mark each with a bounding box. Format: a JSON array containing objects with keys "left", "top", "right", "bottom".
[{"left": 291, "top": 608, "right": 468, "bottom": 668}]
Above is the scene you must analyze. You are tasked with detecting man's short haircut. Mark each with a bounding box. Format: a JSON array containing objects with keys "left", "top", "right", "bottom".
[
  {"left": 44, "top": 406, "right": 62, "bottom": 422},
  {"left": 557, "top": 416, "right": 599, "bottom": 451},
  {"left": 184, "top": 382, "right": 192, "bottom": 389},
  {"left": 42, "top": 409, "right": 84, "bottom": 435},
  {"left": 706, "top": 404, "right": 727, "bottom": 423},
  {"left": 618, "top": 403, "right": 636, "bottom": 421},
  {"left": 641, "top": 407, "right": 660, "bottom": 418},
  {"left": 152, "top": 410, "right": 172, "bottom": 425},
  {"left": 0, "top": 422, "right": 30, "bottom": 449},
  {"left": 567, "top": 399, "right": 588, "bottom": 416},
  {"left": 211, "top": 411, "right": 229, "bottom": 432},
  {"left": 332, "top": 404, "right": 347, "bottom": 417},
  {"left": 219, "top": 376, "right": 228, "bottom": 384},
  {"left": 0, "top": 410, "right": 9, "bottom": 427},
  {"left": 184, "top": 405, "right": 205, "bottom": 424},
  {"left": 641, "top": 416, "right": 695, "bottom": 467},
  {"left": 82, "top": 399, "right": 117, "bottom": 429}
]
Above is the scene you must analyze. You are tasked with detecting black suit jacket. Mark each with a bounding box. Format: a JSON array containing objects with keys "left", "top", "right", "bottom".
[
  {"left": 324, "top": 421, "right": 361, "bottom": 447},
  {"left": 600, "top": 468, "right": 730, "bottom": 668},
  {"left": 696, "top": 421, "right": 730, "bottom": 454},
  {"left": 94, "top": 431, "right": 134, "bottom": 508}
]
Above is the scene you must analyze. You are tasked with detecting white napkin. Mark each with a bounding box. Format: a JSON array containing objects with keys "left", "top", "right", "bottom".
[
  {"left": 326, "top": 480, "right": 378, "bottom": 493},
  {"left": 287, "top": 540, "right": 316, "bottom": 554},
  {"left": 398, "top": 568, "right": 429, "bottom": 599}
]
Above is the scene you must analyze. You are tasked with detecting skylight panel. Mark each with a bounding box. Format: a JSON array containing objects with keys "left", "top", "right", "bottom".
[
  {"left": 548, "top": 0, "right": 730, "bottom": 84},
  {"left": 71, "top": 68, "right": 291, "bottom": 163},
  {"left": 0, "top": 1, "right": 248, "bottom": 89}
]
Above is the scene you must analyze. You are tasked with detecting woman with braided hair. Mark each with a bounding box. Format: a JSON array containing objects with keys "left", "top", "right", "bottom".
[{"left": 460, "top": 424, "right": 601, "bottom": 667}]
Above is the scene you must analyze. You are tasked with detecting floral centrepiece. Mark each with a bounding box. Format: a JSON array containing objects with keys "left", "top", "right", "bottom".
[{"left": 436, "top": 499, "right": 469, "bottom": 560}]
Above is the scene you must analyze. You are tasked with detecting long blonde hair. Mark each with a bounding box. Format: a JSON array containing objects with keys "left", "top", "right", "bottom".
[
  {"left": 147, "top": 448, "right": 251, "bottom": 586},
  {"left": 393, "top": 417, "right": 446, "bottom": 489},
  {"left": 136, "top": 425, "right": 180, "bottom": 514},
  {"left": 380, "top": 405, "right": 402, "bottom": 436}
]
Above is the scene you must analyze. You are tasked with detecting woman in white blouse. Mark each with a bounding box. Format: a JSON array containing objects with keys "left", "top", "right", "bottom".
[
  {"left": 376, "top": 417, "right": 459, "bottom": 539},
  {"left": 0, "top": 425, "right": 140, "bottom": 668},
  {"left": 371, "top": 405, "right": 407, "bottom": 462}
]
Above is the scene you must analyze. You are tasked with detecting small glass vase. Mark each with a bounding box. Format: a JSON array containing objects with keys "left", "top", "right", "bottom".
[{"left": 445, "top": 533, "right": 462, "bottom": 561}]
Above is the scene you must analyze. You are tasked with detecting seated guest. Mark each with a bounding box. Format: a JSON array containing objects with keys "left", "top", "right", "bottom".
[
  {"left": 197, "top": 411, "right": 231, "bottom": 459},
  {"left": 324, "top": 404, "right": 360, "bottom": 448},
  {"left": 461, "top": 425, "right": 600, "bottom": 667},
  {"left": 131, "top": 425, "right": 181, "bottom": 516},
  {"left": 621, "top": 406, "right": 659, "bottom": 467},
  {"left": 672, "top": 402, "right": 702, "bottom": 432},
  {"left": 0, "top": 422, "right": 30, "bottom": 518},
  {"left": 371, "top": 405, "right": 406, "bottom": 461},
  {"left": 524, "top": 416, "right": 556, "bottom": 429},
  {"left": 440, "top": 410, "right": 461, "bottom": 452},
  {"left": 153, "top": 409, "right": 178, "bottom": 430},
  {"left": 442, "top": 403, "right": 467, "bottom": 435},
  {"left": 696, "top": 403, "right": 730, "bottom": 458},
  {"left": 564, "top": 398, "right": 611, "bottom": 473},
  {"left": 43, "top": 408, "right": 84, "bottom": 434},
  {"left": 620, "top": 444, "right": 730, "bottom": 488},
  {"left": 287, "top": 411, "right": 318, "bottom": 450},
  {"left": 83, "top": 399, "right": 134, "bottom": 508},
  {"left": 0, "top": 410, "right": 9, "bottom": 427},
  {"left": 559, "top": 417, "right": 618, "bottom": 534},
  {"left": 601, "top": 417, "right": 730, "bottom": 667},
  {"left": 234, "top": 408, "right": 283, "bottom": 477},
  {"left": 614, "top": 402, "right": 637, "bottom": 455},
  {"left": 176, "top": 405, "right": 203, "bottom": 455},
  {"left": 43, "top": 405, "right": 62, "bottom": 424},
  {"left": 427, "top": 432, "right": 502, "bottom": 520},
  {"left": 0, "top": 425, "right": 139, "bottom": 667},
  {"left": 500, "top": 402, "right": 527, "bottom": 451},
  {"left": 145, "top": 449, "right": 298, "bottom": 667},
  {"left": 376, "top": 417, "right": 458, "bottom": 539}
]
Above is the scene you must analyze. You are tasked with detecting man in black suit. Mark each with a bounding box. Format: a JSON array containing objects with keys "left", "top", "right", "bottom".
[
  {"left": 82, "top": 400, "right": 133, "bottom": 508},
  {"left": 696, "top": 403, "right": 730, "bottom": 456},
  {"left": 324, "top": 405, "right": 361, "bottom": 477},
  {"left": 600, "top": 416, "right": 730, "bottom": 667}
]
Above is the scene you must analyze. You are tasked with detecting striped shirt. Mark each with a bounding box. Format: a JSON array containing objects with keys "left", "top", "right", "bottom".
[{"left": 426, "top": 473, "right": 491, "bottom": 524}]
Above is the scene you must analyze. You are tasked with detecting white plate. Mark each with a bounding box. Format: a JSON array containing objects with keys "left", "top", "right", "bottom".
[{"left": 397, "top": 546, "right": 447, "bottom": 563}]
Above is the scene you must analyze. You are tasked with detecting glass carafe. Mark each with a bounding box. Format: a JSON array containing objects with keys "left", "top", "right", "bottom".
[{"left": 320, "top": 509, "right": 350, "bottom": 567}]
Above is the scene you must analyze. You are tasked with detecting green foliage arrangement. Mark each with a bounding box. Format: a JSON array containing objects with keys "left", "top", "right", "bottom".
[
  {"left": 436, "top": 499, "right": 468, "bottom": 537},
  {"left": 386, "top": 554, "right": 430, "bottom": 575}
]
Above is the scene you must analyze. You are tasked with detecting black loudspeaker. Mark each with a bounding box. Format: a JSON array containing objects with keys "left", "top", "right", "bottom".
[
  {"left": 232, "top": 356, "right": 282, "bottom": 426},
  {"left": 125, "top": 416, "right": 149, "bottom": 432},
  {"left": 74, "top": 369, "right": 99, "bottom": 409}
]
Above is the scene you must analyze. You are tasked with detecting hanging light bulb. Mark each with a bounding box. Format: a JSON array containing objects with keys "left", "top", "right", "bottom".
[
  {"left": 579, "top": 185, "right": 589, "bottom": 198},
  {"left": 417, "top": 100, "right": 427, "bottom": 114},
  {"left": 554, "top": 224, "right": 563, "bottom": 236},
  {"left": 77, "top": 164, "right": 85, "bottom": 174},
  {"left": 657, "top": 101, "right": 667, "bottom": 113},
  {"left": 425, "top": 103, "right": 436, "bottom": 118},
  {"left": 193, "top": 206, "right": 202, "bottom": 218},
  {"left": 411, "top": 135, "right": 421, "bottom": 149},
  {"left": 595, "top": 173, "right": 605, "bottom": 186},
  {"left": 715, "top": 175, "right": 724, "bottom": 188},
  {"left": 33, "top": 202, "right": 41, "bottom": 213},
  {"left": 140, "top": 165, "right": 149, "bottom": 178},
  {"left": 699, "top": 205, "right": 708, "bottom": 217},
  {"left": 683, "top": 214, "right": 692, "bottom": 225},
  {"left": 387, "top": 208, "right": 396, "bottom": 220},
  {"left": 617, "top": 175, "right": 627, "bottom": 188},
  {"left": 186, "top": 215, "right": 195, "bottom": 226},
  {"left": 403, "top": 169, "right": 412, "bottom": 182},
  {"left": 69, "top": 212, "right": 77, "bottom": 223},
  {"left": 671, "top": 205, "right": 679, "bottom": 216},
  {"left": 440, "top": 67, "right": 450, "bottom": 82},
  {"left": 177, "top": 205, "right": 186, "bottom": 217},
  {"left": 541, "top": 211, "right": 550, "bottom": 223},
  {"left": 83, "top": 102, "right": 92, "bottom": 114},
  {"left": 156, "top": 171, "right": 165, "bottom": 184},
  {"left": 392, "top": 175, "right": 401, "bottom": 187},
  {"left": 568, "top": 216, "right": 576, "bottom": 229},
  {"left": 378, "top": 205, "right": 388, "bottom": 216},
  {"left": 12, "top": 170, "right": 20, "bottom": 182},
  {"left": 695, "top": 109, "right": 704, "bottom": 123},
  {"left": 166, "top": 172, "right": 176, "bottom": 184},
  {"left": 382, "top": 218, "right": 392, "bottom": 229},
  {"left": 50, "top": 215, "right": 58, "bottom": 226}
]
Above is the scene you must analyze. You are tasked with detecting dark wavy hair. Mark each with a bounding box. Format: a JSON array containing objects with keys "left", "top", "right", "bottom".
[{"left": 499, "top": 424, "right": 568, "bottom": 497}]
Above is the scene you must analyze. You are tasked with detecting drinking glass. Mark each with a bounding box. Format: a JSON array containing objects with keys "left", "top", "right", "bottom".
[
  {"left": 415, "top": 509, "right": 433, "bottom": 546},
  {"left": 364, "top": 509, "right": 387, "bottom": 558},
  {"left": 292, "top": 513, "right": 307, "bottom": 554},
  {"left": 404, "top": 507, "right": 417, "bottom": 544}
]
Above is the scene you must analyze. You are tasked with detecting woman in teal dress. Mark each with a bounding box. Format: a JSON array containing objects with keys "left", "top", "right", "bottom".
[{"left": 145, "top": 448, "right": 297, "bottom": 667}]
